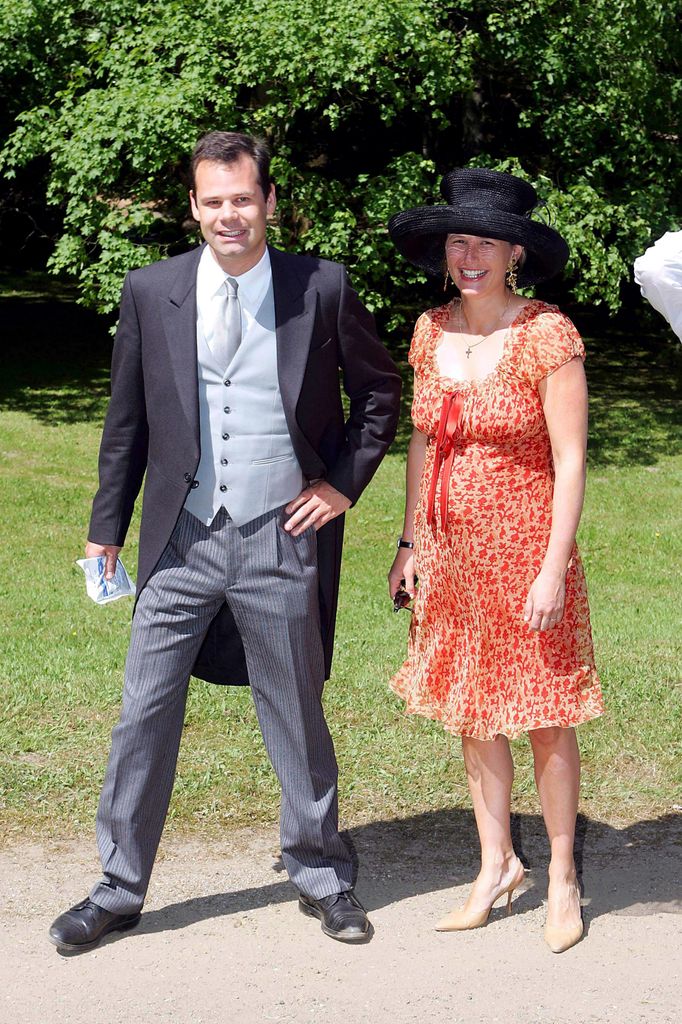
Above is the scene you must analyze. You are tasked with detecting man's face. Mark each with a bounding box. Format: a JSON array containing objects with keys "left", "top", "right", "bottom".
[{"left": 190, "top": 156, "right": 276, "bottom": 275}]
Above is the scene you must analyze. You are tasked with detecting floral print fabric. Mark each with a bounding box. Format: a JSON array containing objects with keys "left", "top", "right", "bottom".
[{"left": 390, "top": 300, "right": 603, "bottom": 740}]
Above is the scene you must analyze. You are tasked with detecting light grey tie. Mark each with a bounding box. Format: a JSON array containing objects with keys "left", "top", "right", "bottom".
[{"left": 212, "top": 276, "right": 242, "bottom": 370}]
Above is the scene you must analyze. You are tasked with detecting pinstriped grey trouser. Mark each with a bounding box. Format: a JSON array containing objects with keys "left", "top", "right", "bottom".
[{"left": 89, "top": 506, "right": 354, "bottom": 913}]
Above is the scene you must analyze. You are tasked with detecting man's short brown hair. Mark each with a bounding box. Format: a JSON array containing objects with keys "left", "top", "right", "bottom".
[{"left": 191, "top": 131, "right": 272, "bottom": 198}]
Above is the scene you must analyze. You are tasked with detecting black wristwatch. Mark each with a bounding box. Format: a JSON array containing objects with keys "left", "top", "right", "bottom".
[{"left": 397, "top": 538, "right": 414, "bottom": 549}]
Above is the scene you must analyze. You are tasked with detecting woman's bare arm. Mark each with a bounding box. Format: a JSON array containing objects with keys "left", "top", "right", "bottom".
[
  {"left": 388, "top": 426, "right": 428, "bottom": 600},
  {"left": 524, "top": 356, "right": 588, "bottom": 631}
]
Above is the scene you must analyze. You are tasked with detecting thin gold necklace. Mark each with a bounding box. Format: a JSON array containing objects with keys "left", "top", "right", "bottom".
[{"left": 456, "top": 294, "right": 512, "bottom": 358}]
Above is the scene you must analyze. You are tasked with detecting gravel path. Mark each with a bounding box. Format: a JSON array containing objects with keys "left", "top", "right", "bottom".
[{"left": 1, "top": 810, "right": 680, "bottom": 1024}]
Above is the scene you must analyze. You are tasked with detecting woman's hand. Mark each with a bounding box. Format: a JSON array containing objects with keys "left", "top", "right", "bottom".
[
  {"left": 523, "top": 568, "right": 566, "bottom": 631},
  {"left": 388, "top": 548, "right": 417, "bottom": 601}
]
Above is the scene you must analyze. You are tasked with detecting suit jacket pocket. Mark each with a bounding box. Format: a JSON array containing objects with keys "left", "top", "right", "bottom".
[{"left": 250, "top": 453, "right": 296, "bottom": 466}]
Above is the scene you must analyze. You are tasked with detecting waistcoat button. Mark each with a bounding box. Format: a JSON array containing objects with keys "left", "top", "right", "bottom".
[
  {"left": 183, "top": 472, "right": 192, "bottom": 483},
  {"left": 219, "top": 484, "right": 227, "bottom": 492}
]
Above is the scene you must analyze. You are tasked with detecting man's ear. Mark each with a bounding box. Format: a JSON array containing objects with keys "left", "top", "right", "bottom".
[
  {"left": 266, "top": 184, "right": 277, "bottom": 218},
  {"left": 189, "top": 190, "right": 200, "bottom": 222}
]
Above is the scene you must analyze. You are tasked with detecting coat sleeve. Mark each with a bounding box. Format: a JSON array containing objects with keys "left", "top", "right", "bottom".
[
  {"left": 325, "top": 266, "right": 402, "bottom": 504},
  {"left": 88, "top": 272, "right": 149, "bottom": 546}
]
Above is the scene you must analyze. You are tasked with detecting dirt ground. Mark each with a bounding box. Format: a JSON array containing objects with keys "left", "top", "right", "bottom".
[{"left": 1, "top": 809, "right": 680, "bottom": 1024}]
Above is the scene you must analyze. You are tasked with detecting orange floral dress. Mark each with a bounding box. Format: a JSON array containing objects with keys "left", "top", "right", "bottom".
[{"left": 390, "top": 299, "right": 603, "bottom": 740}]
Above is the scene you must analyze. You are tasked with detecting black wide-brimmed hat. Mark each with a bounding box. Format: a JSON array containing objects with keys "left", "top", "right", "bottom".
[{"left": 388, "top": 168, "right": 569, "bottom": 285}]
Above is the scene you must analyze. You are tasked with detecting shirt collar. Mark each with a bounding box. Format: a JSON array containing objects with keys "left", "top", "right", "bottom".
[
  {"left": 197, "top": 245, "right": 271, "bottom": 315},
  {"left": 231, "top": 247, "right": 271, "bottom": 314}
]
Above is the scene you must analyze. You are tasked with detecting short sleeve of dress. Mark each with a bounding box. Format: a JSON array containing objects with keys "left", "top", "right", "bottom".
[
  {"left": 517, "top": 308, "right": 586, "bottom": 387},
  {"left": 407, "top": 311, "right": 431, "bottom": 376}
]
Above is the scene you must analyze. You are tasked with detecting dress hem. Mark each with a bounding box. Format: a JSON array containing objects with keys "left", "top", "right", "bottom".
[{"left": 389, "top": 676, "right": 604, "bottom": 742}]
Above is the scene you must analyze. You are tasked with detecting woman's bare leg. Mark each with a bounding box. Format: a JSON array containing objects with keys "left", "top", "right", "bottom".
[
  {"left": 442, "top": 735, "right": 524, "bottom": 920},
  {"left": 528, "top": 726, "right": 582, "bottom": 935}
]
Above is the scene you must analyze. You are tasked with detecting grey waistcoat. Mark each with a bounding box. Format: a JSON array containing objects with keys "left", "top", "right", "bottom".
[{"left": 184, "top": 283, "right": 304, "bottom": 527}]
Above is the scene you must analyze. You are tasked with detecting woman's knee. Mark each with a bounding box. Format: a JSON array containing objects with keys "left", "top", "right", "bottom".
[
  {"left": 528, "top": 727, "right": 579, "bottom": 776},
  {"left": 462, "top": 734, "right": 512, "bottom": 773},
  {"left": 528, "top": 726, "right": 564, "bottom": 748}
]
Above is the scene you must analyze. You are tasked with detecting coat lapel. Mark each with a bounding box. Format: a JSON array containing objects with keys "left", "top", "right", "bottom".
[
  {"left": 269, "top": 245, "right": 317, "bottom": 431},
  {"left": 161, "top": 246, "right": 203, "bottom": 445}
]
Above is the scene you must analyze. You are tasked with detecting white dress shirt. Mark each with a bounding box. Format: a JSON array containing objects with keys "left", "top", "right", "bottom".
[{"left": 196, "top": 244, "right": 272, "bottom": 348}]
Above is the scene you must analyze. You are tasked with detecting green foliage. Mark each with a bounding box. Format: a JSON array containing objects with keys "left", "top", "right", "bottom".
[
  {"left": 0, "top": 0, "right": 680, "bottom": 321},
  {"left": 472, "top": 0, "right": 681, "bottom": 310},
  {"left": 274, "top": 152, "right": 438, "bottom": 326}
]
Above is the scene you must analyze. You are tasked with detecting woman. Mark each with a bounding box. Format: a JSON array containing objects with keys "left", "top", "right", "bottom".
[{"left": 387, "top": 169, "right": 603, "bottom": 953}]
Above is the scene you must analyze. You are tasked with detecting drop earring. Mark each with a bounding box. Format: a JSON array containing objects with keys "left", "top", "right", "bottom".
[
  {"left": 443, "top": 268, "right": 451, "bottom": 292},
  {"left": 506, "top": 259, "right": 518, "bottom": 294}
]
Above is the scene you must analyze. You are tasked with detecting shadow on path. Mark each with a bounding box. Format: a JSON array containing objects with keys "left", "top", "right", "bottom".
[{"left": 129, "top": 808, "right": 681, "bottom": 943}]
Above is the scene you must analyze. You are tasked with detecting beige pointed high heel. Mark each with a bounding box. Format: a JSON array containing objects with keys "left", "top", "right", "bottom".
[
  {"left": 435, "top": 860, "right": 526, "bottom": 932},
  {"left": 544, "top": 881, "right": 584, "bottom": 952}
]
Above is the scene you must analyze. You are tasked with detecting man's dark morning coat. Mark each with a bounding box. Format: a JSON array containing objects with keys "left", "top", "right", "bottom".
[{"left": 89, "top": 244, "right": 401, "bottom": 685}]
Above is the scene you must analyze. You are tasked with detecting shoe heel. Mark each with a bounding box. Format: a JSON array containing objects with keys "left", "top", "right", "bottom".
[
  {"left": 505, "top": 864, "right": 525, "bottom": 916},
  {"left": 298, "top": 898, "right": 318, "bottom": 920}
]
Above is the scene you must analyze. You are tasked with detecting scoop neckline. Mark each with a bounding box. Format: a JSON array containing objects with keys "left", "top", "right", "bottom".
[{"left": 431, "top": 298, "right": 541, "bottom": 389}]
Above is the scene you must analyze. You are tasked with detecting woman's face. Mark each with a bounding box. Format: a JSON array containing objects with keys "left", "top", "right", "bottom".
[{"left": 445, "top": 234, "right": 523, "bottom": 298}]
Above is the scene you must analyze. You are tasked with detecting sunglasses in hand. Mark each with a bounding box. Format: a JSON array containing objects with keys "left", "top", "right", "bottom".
[{"left": 393, "top": 577, "right": 418, "bottom": 613}]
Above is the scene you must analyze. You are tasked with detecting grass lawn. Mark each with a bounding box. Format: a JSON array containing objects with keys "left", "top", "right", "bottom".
[{"left": 0, "top": 292, "right": 680, "bottom": 841}]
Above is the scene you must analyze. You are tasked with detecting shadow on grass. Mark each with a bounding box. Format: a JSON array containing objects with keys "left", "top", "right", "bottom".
[
  {"left": 390, "top": 305, "right": 682, "bottom": 465},
  {"left": 1, "top": 288, "right": 680, "bottom": 464},
  {"left": 0, "top": 296, "right": 114, "bottom": 425},
  {"left": 584, "top": 313, "right": 682, "bottom": 467},
  {"left": 62, "top": 806, "right": 681, "bottom": 955}
]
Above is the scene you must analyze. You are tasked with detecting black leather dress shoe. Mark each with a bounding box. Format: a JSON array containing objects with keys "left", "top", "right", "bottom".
[
  {"left": 48, "top": 898, "right": 141, "bottom": 952},
  {"left": 298, "top": 890, "right": 371, "bottom": 943}
]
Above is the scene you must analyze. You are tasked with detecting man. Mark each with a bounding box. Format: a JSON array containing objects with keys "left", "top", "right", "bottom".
[{"left": 48, "top": 131, "right": 401, "bottom": 951}]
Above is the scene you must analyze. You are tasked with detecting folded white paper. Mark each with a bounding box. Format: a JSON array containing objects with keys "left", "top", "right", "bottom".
[{"left": 76, "top": 556, "right": 136, "bottom": 604}]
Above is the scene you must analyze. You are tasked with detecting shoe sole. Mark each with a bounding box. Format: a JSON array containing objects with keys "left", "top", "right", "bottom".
[
  {"left": 49, "top": 913, "right": 142, "bottom": 953},
  {"left": 298, "top": 899, "right": 371, "bottom": 944}
]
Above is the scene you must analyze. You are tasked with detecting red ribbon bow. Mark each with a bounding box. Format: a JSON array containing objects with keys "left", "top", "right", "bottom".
[{"left": 426, "top": 391, "right": 464, "bottom": 530}]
